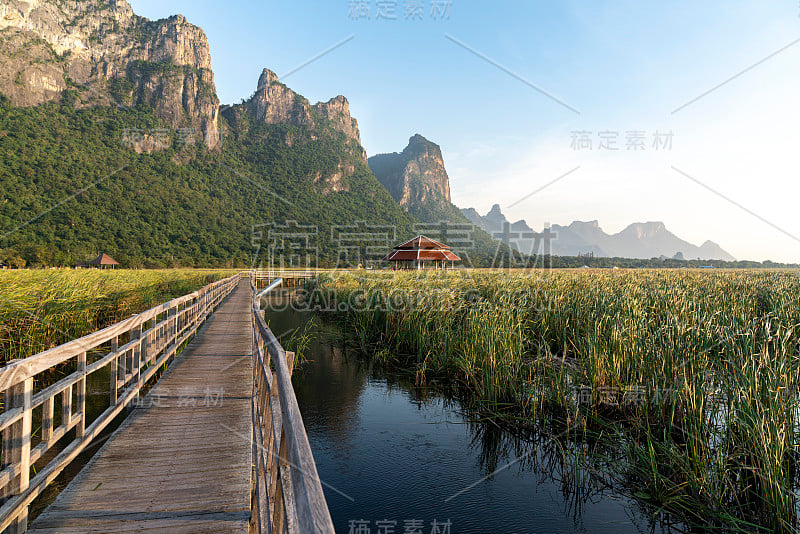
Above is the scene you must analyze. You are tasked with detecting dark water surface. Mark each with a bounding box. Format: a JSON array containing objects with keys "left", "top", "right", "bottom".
[{"left": 265, "top": 299, "right": 681, "bottom": 534}]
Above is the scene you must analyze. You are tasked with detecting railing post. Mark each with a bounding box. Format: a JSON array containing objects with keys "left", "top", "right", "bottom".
[
  {"left": 75, "top": 352, "right": 86, "bottom": 438},
  {"left": 167, "top": 307, "right": 177, "bottom": 363},
  {"left": 175, "top": 306, "right": 181, "bottom": 342},
  {"left": 61, "top": 385, "right": 72, "bottom": 430},
  {"left": 1, "top": 376, "right": 33, "bottom": 534},
  {"left": 273, "top": 433, "right": 287, "bottom": 532},
  {"left": 190, "top": 298, "right": 197, "bottom": 339},
  {"left": 285, "top": 351, "right": 295, "bottom": 376},
  {"left": 153, "top": 316, "right": 160, "bottom": 359},
  {"left": 110, "top": 336, "right": 119, "bottom": 406},
  {"left": 129, "top": 325, "right": 142, "bottom": 410},
  {"left": 120, "top": 345, "right": 128, "bottom": 391},
  {"left": 41, "top": 398, "right": 53, "bottom": 444}
]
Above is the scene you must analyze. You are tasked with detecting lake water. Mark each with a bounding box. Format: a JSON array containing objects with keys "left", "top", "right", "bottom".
[{"left": 265, "top": 299, "right": 682, "bottom": 534}]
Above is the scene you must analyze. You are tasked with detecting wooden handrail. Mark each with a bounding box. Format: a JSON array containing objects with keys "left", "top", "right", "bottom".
[
  {"left": 252, "top": 270, "right": 316, "bottom": 279},
  {"left": 0, "top": 273, "right": 241, "bottom": 533},
  {"left": 250, "top": 275, "right": 335, "bottom": 534}
]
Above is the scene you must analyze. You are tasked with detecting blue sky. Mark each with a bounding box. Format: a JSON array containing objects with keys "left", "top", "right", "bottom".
[{"left": 128, "top": 0, "right": 800, "bottom": 262}]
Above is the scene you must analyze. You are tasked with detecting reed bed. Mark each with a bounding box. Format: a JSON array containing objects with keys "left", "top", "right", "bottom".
[
  {"left": 313, "top": 269, "right": 800, "bottom": 532},
  {"left": 0, "top": 269, "right": 234, "bottom": 362}
]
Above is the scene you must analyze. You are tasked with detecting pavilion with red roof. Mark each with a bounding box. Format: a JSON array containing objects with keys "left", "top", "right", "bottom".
[
  {"left": 382, "top": 235, "right": 460, "bottom": 270},
  {"left": 87, "top": 253, "right": 120, "bottom": 269}
]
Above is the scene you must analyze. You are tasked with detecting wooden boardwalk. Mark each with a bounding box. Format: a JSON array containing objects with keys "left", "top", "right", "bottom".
[{"left": 28, "top": 279, "right": 254, "bottom": 533}]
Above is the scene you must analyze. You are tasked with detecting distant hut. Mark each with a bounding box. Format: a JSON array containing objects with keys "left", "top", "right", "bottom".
[
  {"left": 383, "top": 235, "right": 460, "bottom": 270},
  {"left": 87, "top": 253, "right": 120, "bottom": 269}
]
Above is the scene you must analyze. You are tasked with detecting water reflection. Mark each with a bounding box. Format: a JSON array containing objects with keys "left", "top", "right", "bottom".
[{"left": 264, "top": 300, "right": 683, "bottom": 534}]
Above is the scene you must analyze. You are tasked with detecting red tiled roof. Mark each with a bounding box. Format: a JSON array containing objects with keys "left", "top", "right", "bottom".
[
  {"left": 383, "top": 235, "right": 460, "bottom": 262},
  {"left": 393, "top": 235, "right": 450, "bottom": 250},
  {"left": 383, "top": 249, "right": 460, "bottom": 261}
]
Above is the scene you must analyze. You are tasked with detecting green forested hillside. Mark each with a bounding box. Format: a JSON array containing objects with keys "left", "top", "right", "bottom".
[{"left": 0, "top": 93, "right": 426, "bottom": 267}]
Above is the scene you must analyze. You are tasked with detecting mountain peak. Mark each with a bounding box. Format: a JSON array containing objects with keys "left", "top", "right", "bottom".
[
  {"left": 403, "top": 134, "right": 441, "bottom": 158},
  {"left": 327, "top": 95, "right": 349, "bottom": 105},
  {"left": 408, "top": 133, "right": 433, "bottom": 146},
  {"left": 237, "top": 69, "right": 365, "bottom": 161},
  {"left": 257, "top": 68, "right": 280, "bottom": 88},
  {"left": 369, "top": 134, "right": 452, "bottom": 216},
  {"left": 569, "top": 220, "right": 600, "bottom": 229},
  {"left": 621, "top": 221, "right": 667, "bottom": 239}
]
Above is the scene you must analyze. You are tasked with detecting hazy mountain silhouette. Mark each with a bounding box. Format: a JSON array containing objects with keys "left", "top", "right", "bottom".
[{"left": 463, "top": 205, "right": 735, "bottom": 261}]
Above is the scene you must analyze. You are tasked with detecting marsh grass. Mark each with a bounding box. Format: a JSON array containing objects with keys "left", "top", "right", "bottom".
[
  {"left": 314, "top": 269, "right": 800, "bottom": 531},
  {"left": 285, "top": 316, "right": 317, "bottom": 366}
]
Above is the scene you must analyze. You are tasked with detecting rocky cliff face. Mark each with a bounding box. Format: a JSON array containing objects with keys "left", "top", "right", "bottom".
[
  {"left": 368, "top": 134, "right": 452, "bottom": 217},
  {"left": 242, "top": 68, "right": 366, "bottom": 162},
  {"left": 247, "top": 69, "right": 313, "bottom": 129},
  {"left": 220, "top": 68, "right": 369, "bottom": 192},
  {"left": 0, "top": 0, "right": 220, "bottom": 148}
]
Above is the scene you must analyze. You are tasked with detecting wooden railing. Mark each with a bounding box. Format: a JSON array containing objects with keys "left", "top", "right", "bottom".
[
  {"left": 250, "top": 275, "right": 335, "bottom": 534},
  {"left": 252, "top": 270, "right": 317, "bottom": 282},
  {"left": 0, "top": 273, "right": 240, "bottom": 533}
]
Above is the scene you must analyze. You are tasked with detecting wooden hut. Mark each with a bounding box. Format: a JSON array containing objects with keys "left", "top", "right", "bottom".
[
  {"left": 383, "top": 235, "right": 460, "bottom": 270},
  {"left": 87, "top": 253, "right": 120, "bottom": 269}
]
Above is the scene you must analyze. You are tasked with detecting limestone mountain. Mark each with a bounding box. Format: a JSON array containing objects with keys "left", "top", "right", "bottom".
[
  {"left": 220, "top": 69, "right": 368, "bottom": 191},
  {"left": 222, "top": 68, "right": 367, "bottom": 165},
  {"left": 0, "top": 0, "right": 220, "bottom": 148},
  {"left": 368, "top": 134, "right": 453, "bottom": 222},
  {"left": 0, "top": 1, "right": 507, "bottom": 267},
  {"left": 463, "top": 205, "right": 735, "bottom": 261}
]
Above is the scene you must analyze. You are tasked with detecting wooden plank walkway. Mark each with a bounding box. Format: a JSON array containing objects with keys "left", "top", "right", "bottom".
[{"left": 28, "top": 279, "right": 254, "bottom": 533}]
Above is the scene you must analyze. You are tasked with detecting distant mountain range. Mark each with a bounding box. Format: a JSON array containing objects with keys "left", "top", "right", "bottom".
[
  {"left": 462, "top": 204, "right": 735, "bottom": 261},
  {"left": 368, "top": 134, "right": 735, "bottom": 262}
]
